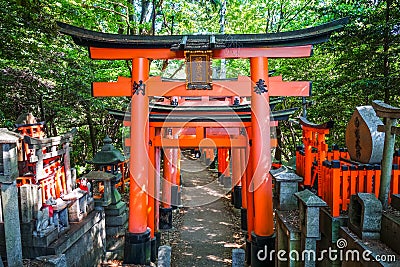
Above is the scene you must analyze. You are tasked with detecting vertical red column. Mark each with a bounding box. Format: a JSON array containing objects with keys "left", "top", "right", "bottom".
[
  {"left": 160, "top": 129, "right": 173, "bottom": 230},
  {"left": 125, "top": 57, "right": 151, "bottom": 264},
  {"left": 240, "top": 148, "right": 248, "bottom": 231},
  {"left": 217, "top": 148, "right": 223, "bottom": 183},
  {"left": 147, "top": 127, "right": 158, "bottom": 262},
  {"left": 232, "top": 148, "right": 242, "bottom": 209},
  {"left": 148, "top": 127, "right": 156, "bottom": 237},
  {"left": 154, "top": 147, "right": 161, "bottom": 231},
  {"left": 245, "top": 133, "right": 254, "bottom": 265},
  {"left": 223, "top": 149, "right": 231, "bottom": 188},
  {"left": 249, "top": 57, "right": 275, "bottom": 266},
  {"left": 162, "top": 148, "right": 173, "bottom": 208}
]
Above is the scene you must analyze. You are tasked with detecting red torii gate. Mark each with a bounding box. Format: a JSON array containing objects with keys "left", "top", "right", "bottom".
[{"left": 58, "top": 18, "right": 346, "bottom": 266}]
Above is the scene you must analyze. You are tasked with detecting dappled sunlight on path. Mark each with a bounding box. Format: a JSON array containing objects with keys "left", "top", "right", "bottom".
[{"left": 171, "top": 155, "right": 243, "bottom": 267}]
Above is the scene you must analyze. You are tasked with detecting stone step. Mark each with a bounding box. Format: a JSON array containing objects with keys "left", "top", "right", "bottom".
[
  {"left": 340, "top": 227, "right": 400, "bottom": 266},
  {"left": 392, "top": 194, "right": 400, "bottom": 211}
]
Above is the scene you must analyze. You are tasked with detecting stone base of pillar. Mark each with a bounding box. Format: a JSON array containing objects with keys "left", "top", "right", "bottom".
[
  {"left": 209, "top": 159, "right": 216, "bottom": 170},
  {"left": 218, "top": 173, "right": 223, "bottom": 184},
  {"left": 155, "top": 231, "right": 161, "bottom": 250},
  {"left": 245, "top": 238, "right": 252, "bottom": 265},
  {"left": 150, "top": 237, "right": 157, "bottom": 262},
  {"left": 223, "top": 176, "right": 232, "bottom": 189},
  {"left": 241, "top": 208, "right": 247, "bottom": 231},
  {"left": 171, "top": 185, "right": 179, "bottom": 209},
  {"left": 123, "top": 229, "right": 151, "bottom": 265},
  {"left": 250, "top": 232, "right": 276, "bottom": 267},
  {"left": 159, "top": 207, "right": 173, "bottom": 230},
  {"left": 233, "top": 185, "right": 242, "bottom": 209}
]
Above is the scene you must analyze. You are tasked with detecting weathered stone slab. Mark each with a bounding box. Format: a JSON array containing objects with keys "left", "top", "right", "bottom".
[
  {"left": 63, "top": 189, "right": 87, "bottom": 222},
  {"left": 295, "top": 189, "right": 327, "bottom": 238},
  {"left": 273, "top": 170, "right": 303, "bottom": 211},
  {"left": 276, "top": 210, "right": 301, "bottom": 267},
  {"left": 105, "top": 222, "right": 127, "bottom": 237},
  {"left": 349, "top": 193, "right": 382, "bottom": 240},
  {"left": 320, "top": 208, "right": 348, "bottom": 243},
  {"left": 35, "top": 254, "right": 67, "bottom": 267},
  {"left": 47, "top": 211, "right": 105, "bottom": 255},
  {"left": 104, "top": 201, "right": 127, "bottom": 216},
  {"left": 105, "top": 212, "right": 127, "bottom": 227},
  {"left": 0, "top": 129, "right": 20, "bottom": 183},
  {"left": 1, "top": 182, "right": 22, "bottom": 267},
  {"left": 380, "top": 213, "right": 400, "bottom": 255},
  {"left": 392, "top": 194, "right": 400, "bottom": 211},
  {"left": 32, "top": 226, "right": 58, "bottom": 248},
  {"left": 232, "top": 248, "right": 245, "bottom": 267},
  {"left": 339, "top": 227, "right": 400, "bottom": 266},
  {"left": 345, "top": 106, "right": 384, "bottom": 164},
  {"left": 158, "top": 245, "right": 171, "bottom": 267},
  {"left": 19, "top": 185, "right": 33, "bottom": 223}
]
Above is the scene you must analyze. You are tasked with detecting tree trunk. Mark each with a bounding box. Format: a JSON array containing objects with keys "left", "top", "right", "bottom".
[
  {"left": 383, "top": 0, "right": 391, "bottom": 103},
  {"left": 86, "top": 105, "right": 97, "bottom": 157}
]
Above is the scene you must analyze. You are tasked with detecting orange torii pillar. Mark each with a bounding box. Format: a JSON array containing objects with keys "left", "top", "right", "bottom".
[
  {"left": 222, "top": 149, "right": 232, "bottom": 188},
  {"left": 209, "top": 148, "right": 217, "bottom": 170},
  {"left": 147, "top": 127, "right": 157, "bottom": 262},
  {"left": 250, "top": 57, "right": 275, "bottom": 266},
  {"left": 217, "top": 148, "right": 223, "bottom": 181},
  {"left": 232, "top": 148, "right": 242, "bottom": 209},
  {"left": 171, "top": 145, "right": 181, "bottom": 208},
  {"left": 240, "top": 148, "right": 248, "bottom": 231},
  {"left": 245, "top": 131, "right": 255, "bottom": 265},
  {"left": 160, "top": 130, "right": 173, "bottom": 230},
  {"left": 124, "top": 58, "right": 151, "bottom": 265},
  {"left": 154, "top": 146, "right": 162, "bottom": 252}
]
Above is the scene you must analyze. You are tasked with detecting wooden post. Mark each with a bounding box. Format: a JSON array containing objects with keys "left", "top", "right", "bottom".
[
  {"left": 124, "top": 58, "right": 151, "bottom": 265},
  {"left": 250, "top": 57, "right": 275, "bottom": 266},
  {"left": 245, "top": 132, "right": 254, "bottom": 265}
]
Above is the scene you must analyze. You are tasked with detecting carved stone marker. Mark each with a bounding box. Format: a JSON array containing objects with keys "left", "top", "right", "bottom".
[
  {"left": 345, "top": 106, "right": 384, "bottom": 164},
  {"left": 348, "top": 193, "right": 382, "bottom": 240}
]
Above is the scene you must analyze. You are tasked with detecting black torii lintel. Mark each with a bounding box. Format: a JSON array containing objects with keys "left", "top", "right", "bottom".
[{"left": 57, "top": 18, "right": 348, "bottom": 50}]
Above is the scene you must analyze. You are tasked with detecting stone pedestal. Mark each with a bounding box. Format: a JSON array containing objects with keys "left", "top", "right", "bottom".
[
  {"left": 348, "top": 193, "right": 382, "bottom": 240},
  {"left": 276, "top": 210, "right": 301, "bottom": 267},
  {"left": 318, "top": 208, "right": 348, "bottom": 267},
  {"left": 52, "top": 199, "right": 70, "bottom": 233},
  {"left": 223, "top": 176, "right": 232, "bottom": 189},
  {"left": 105, "top": 201, "right": 128, "bottom": 237},
  {"left": 392, "top": 194, "right": 400, "bottom": 210},
  {"left": 1, "top": 183, "right": 23, "bottom": 267},
  {"left": 294, "top": 189, "right": 327, "bottom": 267},
  {"left": 62, "top": 189, "right": 88, "bottom": 222},
  {"left": 271, "top": 167, "right": 303, "bottom": 211}
]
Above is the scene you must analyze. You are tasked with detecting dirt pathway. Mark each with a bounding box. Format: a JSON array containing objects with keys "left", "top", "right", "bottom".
[{"left": 170, "top": 153, "right": 244, "bottom": 267}]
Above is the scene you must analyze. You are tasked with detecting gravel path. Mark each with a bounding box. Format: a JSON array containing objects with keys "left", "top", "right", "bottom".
[{"left": 170, "top": 153, "right": 244, "bottom": 267}]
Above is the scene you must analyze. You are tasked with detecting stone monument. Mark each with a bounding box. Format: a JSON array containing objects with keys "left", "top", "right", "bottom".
[{"left": 345, "top": 106, "right": 384, "bottom": 164}]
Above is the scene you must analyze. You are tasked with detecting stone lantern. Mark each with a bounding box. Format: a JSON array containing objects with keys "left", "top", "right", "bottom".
[
  {"left": 85, "top": 136, "right": 128, "bottom": 237},
  {"left": 0, "top": 129, "right": 20, "bottom": 183},
  {"left": 86, "top": 136, "right": 126, "bottom": 205}
]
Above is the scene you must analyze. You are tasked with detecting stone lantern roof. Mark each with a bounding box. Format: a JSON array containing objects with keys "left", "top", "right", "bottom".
[{"left": 87, "top": 136, "right": 126, "bottom": 165}]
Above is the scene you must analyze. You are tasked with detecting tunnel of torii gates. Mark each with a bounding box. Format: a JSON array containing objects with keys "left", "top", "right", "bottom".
[{"left": 58, "top": 18, "right": 347, "bottom": 265}]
